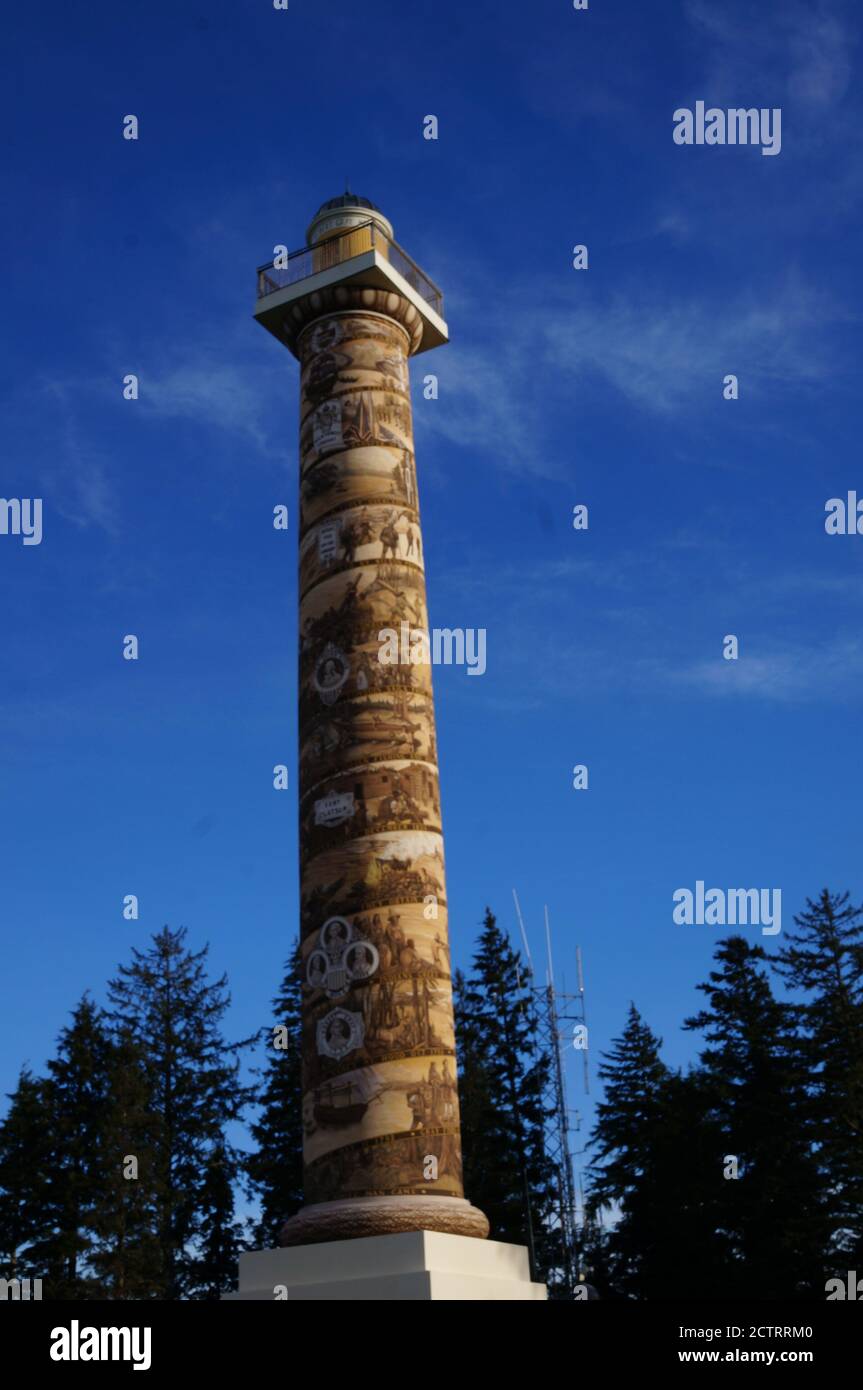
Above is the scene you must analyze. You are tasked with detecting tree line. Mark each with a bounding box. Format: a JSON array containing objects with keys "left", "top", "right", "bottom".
[
  {"left": 1, "top": 890, "right": 860, "bottom": 1299},
  {"left": 585, "top": 889, "right": 863, "bottom": 1299}
]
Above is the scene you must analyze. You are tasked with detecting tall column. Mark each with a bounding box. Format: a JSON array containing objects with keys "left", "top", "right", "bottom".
[{"left": 278, "top": 282, "right": 488, "bottom": 1246}]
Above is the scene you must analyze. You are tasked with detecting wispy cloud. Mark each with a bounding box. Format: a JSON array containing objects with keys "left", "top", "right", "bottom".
[
  {"left": 684, "top": 0, "right": 854, "bottom": 110},
  {"left": 544, "top": 274, "right": 851, "bottom": 412},
  {"left": 787, "top": 11, "right": 854, "bottom": 107},
  {"left": 14, "top": 332, "right": 288, "bottom": 539},
  {"left": 138, "top": 357, "right": 278, "bottom": 451},
  {"left": 24, "top": 379, "right": 122, "bottom": 536},
  {"left": 435, "top": 529, "right": 863, "bottom": 710},
  {"left": 419, "top": 264, "right": 852, "bottom": 478},
  {"left": 674, "top": 636, "right": 863, "bottom": 701},
  {"left": 464, "top": 625, "right": 863, "bottom": 712},
  {"left": 417, "top": 336, "right": 543, "bottom": 476},
  {"left": 612, "top": 207, "right": 693, "bottom": 247}
]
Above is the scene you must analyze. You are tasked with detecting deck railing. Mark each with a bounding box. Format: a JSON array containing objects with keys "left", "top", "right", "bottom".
[{"left": 256, "top": 220, "right": 443, "bottom": 317}]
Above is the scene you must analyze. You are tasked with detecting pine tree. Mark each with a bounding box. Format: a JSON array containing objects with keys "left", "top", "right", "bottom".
[
  {"left": 106, "top": 926, "right": 256, "bottom": 1299},
  {"left": 455, "top": 908, "right": 558, "bottom": 1284},
  {"left": 684, "top": 935, "right": 828, "bottom": 1299},
  {"left": 773, "top": 889, "right": 863, "bottom": 1269},
  {"left": 246, "top": 945, "right": 304, "bottom": 1248}
]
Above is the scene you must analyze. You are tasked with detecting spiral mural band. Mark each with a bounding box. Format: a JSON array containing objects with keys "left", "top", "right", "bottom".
[{"left": 290, "top": 302, "right": 473, "bottom": 1232}]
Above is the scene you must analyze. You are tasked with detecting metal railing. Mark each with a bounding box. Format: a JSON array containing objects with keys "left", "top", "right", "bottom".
[{"left": 256, "top": 220, "right": 443, "bottom": 317}]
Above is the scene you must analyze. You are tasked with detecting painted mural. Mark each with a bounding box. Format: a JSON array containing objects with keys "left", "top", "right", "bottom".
[
  {"left": 299, "top": 692, "right": 438, "bottom": 795},
  {"left": 300, "top": 760, "right": 442, "bottom": 867},
  {"left": 299, "top": 503, "right": 424, "bottom": 597},
  {"left": 297, "top": 307, "right": 464, "bottom": 1205}
]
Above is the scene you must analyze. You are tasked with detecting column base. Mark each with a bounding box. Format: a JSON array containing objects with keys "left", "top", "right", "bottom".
[
  {"left": 280, "top": 1194, "right": 490, "bottom": 1245},
  {"left": 222, "top": 1229, "right": 547, "bottom": 1301}
]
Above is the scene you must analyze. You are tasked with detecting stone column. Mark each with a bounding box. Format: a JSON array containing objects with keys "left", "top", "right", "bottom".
[{"left": 279, "top": 286, "right": 488, "bottom": 1246}]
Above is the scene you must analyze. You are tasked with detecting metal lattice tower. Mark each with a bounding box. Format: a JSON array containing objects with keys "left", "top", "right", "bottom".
[{"left": 513, "top": 892, "right": 589, "bottom": 1297}]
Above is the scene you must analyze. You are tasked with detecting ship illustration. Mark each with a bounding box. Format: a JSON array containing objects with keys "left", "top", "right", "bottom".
[{"left": 313, "top": 1078, "right": 379, "bottom": 1128}]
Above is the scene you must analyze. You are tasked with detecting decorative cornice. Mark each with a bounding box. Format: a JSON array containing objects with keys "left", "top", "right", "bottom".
[{"left": 283, "top": 291, "right": 424, "bottom": 358}]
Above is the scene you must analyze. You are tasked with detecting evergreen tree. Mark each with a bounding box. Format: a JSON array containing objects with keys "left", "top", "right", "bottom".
[
  {"left": 192, "top": 1138, "right": 246, "bottom": 1299},
  {"left": 0, "top": 1068, "right": 55, "bottom": 1285},
  {"left": 587, "top": 1004, "right": 673, "bottom": 1298},
  {"left": 88, "top": 1031, "right": 163, "bottom": 1299},
  {"left": 653, "top": 1066, "right": 735, "bottom": 1299},
  {"left": 773, "top": 889, "right": 863, "bottom": 1268},
  {"left": 0, "top": 1009, "right": 163, "bottom": 1300},
  {"left": 452, "top": 964, "right": 494, "bottom": 1194},
  {"left": 246, "top": 945, "right": 304, "bottom": 1248},
  {"left": 39, "top": 997, "right": 117, "bottom": 1297},
  {"left": 452, "top": 963, "right": 507, "bottom": 1251},
  {"left": 589, "top": 1002, "right": 734, "bottom": 1300},
  {"left": 455, "top": 908, "right": 558, "bottom": 1285},
  {"left": 576, "top": 1213, "right": 614, "bottom": 1300},
  {"left": 106, "top": 926, "right": 256, "bottom": 1299},
  {"left": 684, "top": 935, "right": 828, "bottom": 1298}
]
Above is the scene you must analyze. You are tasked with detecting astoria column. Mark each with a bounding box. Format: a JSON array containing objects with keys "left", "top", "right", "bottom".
[{"left": 255, "top": 193, "right": 489, "bottom": 1246}]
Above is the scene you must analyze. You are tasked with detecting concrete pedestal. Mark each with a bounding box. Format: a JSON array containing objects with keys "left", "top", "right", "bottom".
[{"left": 222, "top": 1230, "right": 547, "bottom": 1301}]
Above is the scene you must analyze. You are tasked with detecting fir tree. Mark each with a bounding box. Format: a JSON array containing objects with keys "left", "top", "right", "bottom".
[
  {"left": 455, "top": 908, "right": 558, "bottom": 1284},
  {"left": 453, "top": 963, "right": 504, "bottom": 1247},
  {"left": 246, "top": 945, "right": 304, "bottom": 1248},
  {"left": 773, "top": 889, "right": 863, "bottom": 1268},
  {"left": 0, "top": 1067, "right": 55, "bottom": 1285},
  {"left": 39, "top": 997, "right": 117, "bottom": 1297},
  {"left": 0, "top": 1009, "right": 163, "bottom": 1300},
  {"left": 587, "top": 1003, "right": 674, "bottom": 1298},
  {"left": 192, "top": 1138, "right": 246, "bottom": 1299},
  {"left": 684, "top": 935, "right": 828, "bottom": 1298},
  {"left": 88, "top": 1031, "right": 163, "bottom": 1299},
  {"left": 452, "top": 964, "right": 493, "bottom": 1201},
  {"left": 106, "top": 926, "right": 256, "bottom": 1299},
  {"left": 650, "top": 1066, "right": 732, "bottom": 1299}
]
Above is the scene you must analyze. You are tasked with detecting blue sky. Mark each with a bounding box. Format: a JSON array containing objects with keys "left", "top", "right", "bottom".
[{"left": 2, "top": 0, "right": 861, "bottom": 1196}]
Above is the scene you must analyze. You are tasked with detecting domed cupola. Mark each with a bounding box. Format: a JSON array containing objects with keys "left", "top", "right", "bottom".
[{"left": 306, "top": 190, "right": 394, "bottom": 247}]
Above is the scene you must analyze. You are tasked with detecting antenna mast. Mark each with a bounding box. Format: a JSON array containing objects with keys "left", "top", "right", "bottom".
[
  {"left": 512, "top": 888, "right": 534, "bottom": 977},
  {"left": 514, "top": 892, "right": 590, "bottom": 1298}
]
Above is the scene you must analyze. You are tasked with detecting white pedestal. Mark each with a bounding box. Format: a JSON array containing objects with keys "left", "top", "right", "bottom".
[{"left": 222, "top": 1230, "right": 547, "bottom": 1301}]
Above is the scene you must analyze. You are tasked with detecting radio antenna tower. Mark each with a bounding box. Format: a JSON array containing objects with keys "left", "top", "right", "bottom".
[{"left": 513, "top": 892, "right": 589, "bottom": 1298}]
